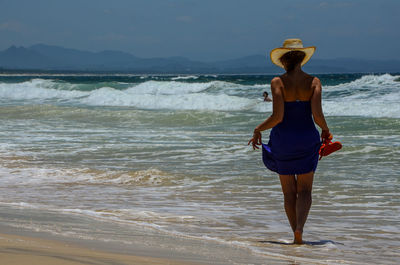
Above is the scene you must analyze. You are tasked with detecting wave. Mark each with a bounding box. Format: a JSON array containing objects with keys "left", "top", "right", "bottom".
[
  {"left": 326, "top": 74, "right": 398, "bottom": 90},
  {"left": 0, "top": 162, "right": 185, "bottom": 186},
  {"left": 0, "top": 79, "right": 87, "bottom": 100},
  {"left": 81, "top": 87, "right": 255, "bottom": 110},
  {"left": 0, "top": 74, "right": 399, "bottom": 117},
  {"left": 124, "top": 80, "right": 224, "bottom": 95},
  {"left": 171, "top": 75, "right": 199, "bottom": 80},
  {"left": 322, "top": 74, "right": 400, "bottom": 117},
  {"left": 0, "top": 79, "right": 258, "bottom": 111}
]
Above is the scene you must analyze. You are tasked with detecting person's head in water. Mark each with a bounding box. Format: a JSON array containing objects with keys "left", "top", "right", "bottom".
[
  {"left": 263, "top": 91, "right": 272, "bottom": 102},
  {"left": 279, "top": 50, "right": 306, "bottom": 72}
]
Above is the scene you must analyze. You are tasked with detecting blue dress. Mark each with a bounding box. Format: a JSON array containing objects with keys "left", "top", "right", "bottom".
[{"left": 262, "top": 101, "right": 321, "bottom": 175}]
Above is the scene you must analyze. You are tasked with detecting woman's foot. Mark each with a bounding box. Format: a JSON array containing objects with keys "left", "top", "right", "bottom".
[{"left": 293, "top": 230, "right": 303, "bottom": 244}]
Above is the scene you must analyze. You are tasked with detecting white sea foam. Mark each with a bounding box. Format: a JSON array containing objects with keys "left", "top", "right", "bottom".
[
  {"left": 82, "top": 89, "right": 254, "bottom": 110},
  {"left": 171, "top": 75, "right": 199, "bottom": 80},
  {"left": 326, "top": 74, "right": 398, "bottom": 91},
  {"left": 322, "top": 74, "right": 400, "bottom": 117},
  {"left": 0, "top": 74, "right": 399, "bottom": 117},
  {"left": 125, "top": 80, "right": 217, "bottom": 94},
  {"left": 0, "top": 79, "right": 87, "bottom": 100},
  {"left": 0, "top": 164, "right": 182, "bottom": 186}
]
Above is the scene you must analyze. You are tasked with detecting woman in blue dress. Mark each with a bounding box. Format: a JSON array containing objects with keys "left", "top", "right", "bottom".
[{"left": 248, "top": 39, "right": 331, "bottom": 244}]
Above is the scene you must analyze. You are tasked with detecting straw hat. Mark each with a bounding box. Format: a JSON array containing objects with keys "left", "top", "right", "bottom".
[{"left": 270, "top": 39, "right": 316, "bottom": 68}]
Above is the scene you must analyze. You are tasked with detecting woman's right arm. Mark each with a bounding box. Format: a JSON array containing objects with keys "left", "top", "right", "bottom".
[
  {"left": 311, "top": 77, "right": 330, "bottom": 136},
  {"left": 248, "top": 77, "right": 284, "bottom": 150}
]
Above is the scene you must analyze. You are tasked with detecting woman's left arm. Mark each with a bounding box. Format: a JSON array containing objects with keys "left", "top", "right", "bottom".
[{"left": 248, "top": 77, "right": 284, "bottom": 150}]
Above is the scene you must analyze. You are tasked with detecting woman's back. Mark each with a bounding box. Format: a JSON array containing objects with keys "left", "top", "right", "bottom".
[
  {"left": 279, "top": 72, "right": 315, "bottom": 102},
  {"left": 262, "top": 71, "right": 321, "bottom": 174}
]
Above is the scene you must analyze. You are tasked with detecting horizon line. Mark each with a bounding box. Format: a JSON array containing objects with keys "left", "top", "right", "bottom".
[{"left": 2, "top": 43, "right": 399, "bottom": 63}]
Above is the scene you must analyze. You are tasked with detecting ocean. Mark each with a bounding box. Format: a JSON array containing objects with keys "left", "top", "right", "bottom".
[{"left": 0, "top": 73, "right": 399, "bottom": 264}]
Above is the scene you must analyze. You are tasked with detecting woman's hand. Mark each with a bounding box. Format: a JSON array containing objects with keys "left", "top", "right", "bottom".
[
  {"left": 321, "top": 129, "right": 332, "bottom": 143},
  {"left": 248, "top": 130, "right": 262, "bottom": 150}
]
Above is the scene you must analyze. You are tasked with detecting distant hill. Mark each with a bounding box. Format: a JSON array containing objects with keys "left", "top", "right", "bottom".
[{"left": 0, "top": 44, "right": 399, "bottom": 74}]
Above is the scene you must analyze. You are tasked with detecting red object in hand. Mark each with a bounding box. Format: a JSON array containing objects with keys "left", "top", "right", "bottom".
[
  {"left": 321, "top": 130, "right": 333, "bottom": 143},
  {"left": 319, "top": 132, "right": 342, "bottom": 160}
]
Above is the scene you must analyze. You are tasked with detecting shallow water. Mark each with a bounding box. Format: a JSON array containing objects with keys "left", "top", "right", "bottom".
[{"left": 0, "top": 73, "right": 399, "bottom": 264}]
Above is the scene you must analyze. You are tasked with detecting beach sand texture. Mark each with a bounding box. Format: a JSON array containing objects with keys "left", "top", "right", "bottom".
[{"left": 0, "top": 232, "right": 203, "bottom": 265}]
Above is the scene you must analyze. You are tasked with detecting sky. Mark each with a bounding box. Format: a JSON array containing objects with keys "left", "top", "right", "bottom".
[{"left": 0, "top": 0, "right": 399, "bottom": 61}]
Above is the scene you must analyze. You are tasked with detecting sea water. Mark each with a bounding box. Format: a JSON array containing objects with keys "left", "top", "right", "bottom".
[{"left": 0, "top": 73, "right": 399, "bottom": 264}]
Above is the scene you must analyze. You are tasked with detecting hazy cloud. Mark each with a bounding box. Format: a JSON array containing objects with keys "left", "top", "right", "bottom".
[
  {"left": 93, "top": 33, "right": 129, "bottom": 41},
  {"left": 0, "top": 20, "right": 25, "bottom": 32},
  {"left": 318, "top": 1, "right": 353, "bottom": 9},
  {"left": 176, "top": 16, "right": 193, "bottom": 23}
]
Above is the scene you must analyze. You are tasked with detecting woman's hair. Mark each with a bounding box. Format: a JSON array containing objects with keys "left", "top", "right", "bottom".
[{"left": 279, "top": 51, "right": 306, "bottom": 72}]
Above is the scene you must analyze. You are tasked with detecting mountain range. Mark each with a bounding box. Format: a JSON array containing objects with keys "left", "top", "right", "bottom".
[{"left": 0, "top": 44, "right": 399, "bottom": 74}]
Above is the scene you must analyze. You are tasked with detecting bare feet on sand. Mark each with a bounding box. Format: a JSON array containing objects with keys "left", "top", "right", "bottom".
[{"left": 294, "top": 230, "right": 303, "bottom": 244}]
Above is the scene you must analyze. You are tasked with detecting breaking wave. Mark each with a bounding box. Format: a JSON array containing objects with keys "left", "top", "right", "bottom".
[{"left": 0, "top": 74, "right": 399, "bottom": 117}]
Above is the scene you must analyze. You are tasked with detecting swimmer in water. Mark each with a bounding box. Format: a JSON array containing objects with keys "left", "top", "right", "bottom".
[{"left": 263, "top": 91, "right": 272, "bottom": 102}]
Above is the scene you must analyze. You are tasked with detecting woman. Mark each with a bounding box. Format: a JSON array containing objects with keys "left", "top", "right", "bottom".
[{"left": 248, "top": 39, "right": 331, "bottom": 244}]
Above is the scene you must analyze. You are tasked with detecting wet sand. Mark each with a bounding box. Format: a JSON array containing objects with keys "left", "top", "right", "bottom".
[{"left": 0, "top": 232, "right": 203, "bottom": 265}]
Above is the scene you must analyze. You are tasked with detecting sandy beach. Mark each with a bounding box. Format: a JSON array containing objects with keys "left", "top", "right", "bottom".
[
  {"left": 0, "top": 232, "right": 204, "bottom": 265},
  {"left": 0, "top": 205, "right": 280, "bottom": 265}
]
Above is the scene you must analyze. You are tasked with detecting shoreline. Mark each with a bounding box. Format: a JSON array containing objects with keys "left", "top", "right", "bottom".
[
  {"left": 0, "top": 205, "right": 284, "bottom": 265},
  {"left": 0, "top": 232, "right": 203, "bottom": 265}
]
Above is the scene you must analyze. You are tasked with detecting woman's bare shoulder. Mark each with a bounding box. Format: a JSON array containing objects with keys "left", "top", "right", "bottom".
[
  {"left": 271, "top": 76, "right": 283, "bottom": 85},
  {"left": 270, "top": 77, "right": 284, "bottom": 97},
  {"left": 311, "top": 76, "right": 321, "bottom": 88},
  {"left": 271, "top": 77, "right": 284, "bottom": 90}
]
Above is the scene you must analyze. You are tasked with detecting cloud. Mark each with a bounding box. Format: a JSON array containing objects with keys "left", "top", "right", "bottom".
[
  {"left": 318, "top": 1, "right": 353, "bottom": 9},
  {"left": 0, "top": 20, "right": 25, "bottom": 32},
  {"left": 319, "top": 2, "right": 329, "bottom": 8},
  {"left": 93, "top": 33, "right": 128, "bottom": 41},
  {"left": 176, "top": 16, "right": 193, "bottom": 23}
]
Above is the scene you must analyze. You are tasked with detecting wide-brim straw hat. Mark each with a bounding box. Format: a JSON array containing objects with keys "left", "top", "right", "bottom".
[{"left": 270, "top": 39, "right": 316, "bottom": 68}]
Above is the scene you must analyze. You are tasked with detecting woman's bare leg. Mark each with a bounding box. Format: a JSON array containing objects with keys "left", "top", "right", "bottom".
[
  {"left": 294, "top": 171, "right": 314, "bottom": 244},
  {"left": 279, "top": 174, "right": 297, "bottom": 233}
]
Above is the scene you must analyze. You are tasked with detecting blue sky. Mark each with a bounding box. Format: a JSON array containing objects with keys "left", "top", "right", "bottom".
[{"left": 0, "top": 0, "right": 398, "bottom": 61}]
